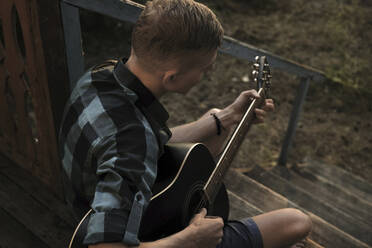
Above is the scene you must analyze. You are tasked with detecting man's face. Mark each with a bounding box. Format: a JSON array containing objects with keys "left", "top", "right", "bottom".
[{"left": 169, "top": 49, "right": 218, "bottom": 94}]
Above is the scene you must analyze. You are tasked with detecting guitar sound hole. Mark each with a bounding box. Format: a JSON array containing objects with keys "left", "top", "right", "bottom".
[{"left": 183, "top": 188, "right": 209, "bottom": 226}]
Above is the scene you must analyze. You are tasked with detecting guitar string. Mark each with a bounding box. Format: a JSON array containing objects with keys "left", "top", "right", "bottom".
[
  {"left": 194, "top": 193, "right": 208, "bottom": 216},
  {"left": 192, "top": 97, "right": 267, "bottom": 219}
]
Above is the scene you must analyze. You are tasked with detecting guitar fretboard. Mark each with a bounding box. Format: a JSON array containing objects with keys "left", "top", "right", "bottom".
[{"left": 204, "top": 88, "right": 266, "bottom": 202}]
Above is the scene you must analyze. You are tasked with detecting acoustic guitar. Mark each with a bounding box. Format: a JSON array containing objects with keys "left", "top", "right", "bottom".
[{"left": 68, "top": 56, "right": 271, "bottom": 247}]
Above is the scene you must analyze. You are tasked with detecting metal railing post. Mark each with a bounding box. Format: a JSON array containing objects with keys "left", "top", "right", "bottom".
[
  {"left": 60, "top": 2, "right": 85, "bottom": 90},
  {"left": 278, "top": 77, "right": 311, "bottom": 166}
]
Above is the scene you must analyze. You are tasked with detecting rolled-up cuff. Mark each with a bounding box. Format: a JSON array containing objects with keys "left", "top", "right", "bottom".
[{"left": 82, "top": 211, "right": 140, "bottom": 246}]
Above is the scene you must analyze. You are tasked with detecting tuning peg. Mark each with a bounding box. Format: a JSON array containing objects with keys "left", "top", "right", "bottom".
[
  {"left": 255, "top": 56, "right": 260, "bottom": 62},
  {"left": 252, "top": 70, "right": 258, "bottom": 77},
  {"left": 253, "top": 63, "right": 260, "bottom": 69}
]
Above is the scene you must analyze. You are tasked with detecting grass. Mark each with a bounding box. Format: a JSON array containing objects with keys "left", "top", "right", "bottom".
[
  {"left": 206, "top": 0, "right": 372, "bottom": 93},
  {"left": 80, "top": 0, "right": 372, "bottom": 181}
]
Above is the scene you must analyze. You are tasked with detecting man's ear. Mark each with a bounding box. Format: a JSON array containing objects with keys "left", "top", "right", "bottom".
[{"left": 162, "top": 70, "right": 179, "bottom": 91}]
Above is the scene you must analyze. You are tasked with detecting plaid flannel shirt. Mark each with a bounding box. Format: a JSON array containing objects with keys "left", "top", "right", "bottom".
[{"left": 59, "top": 58, "right": 171, "bottom": 246}]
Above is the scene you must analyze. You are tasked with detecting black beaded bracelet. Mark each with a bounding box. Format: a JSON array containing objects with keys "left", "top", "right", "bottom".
[{"left": 211, "top": 113, "right": 225, "bottom": 136}]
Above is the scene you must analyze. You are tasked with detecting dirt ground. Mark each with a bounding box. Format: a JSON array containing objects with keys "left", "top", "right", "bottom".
[{"left": 81, "top": 0, "right": 372, "bottom": 182}]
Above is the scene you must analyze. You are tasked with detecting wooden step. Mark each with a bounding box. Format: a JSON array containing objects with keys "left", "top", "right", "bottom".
[
  {"left": 228, "top": 190, "right": 262, "bottom": 219},
  {"left": 0, "top": 207, "right": 49, "bottom": 248},
  {"left": 227, "top": 190, "right": 324, "bottom": 248},
  {"left": 265, "top": 166, "right": 372, "bottom": 226},
  {"left": 224, "top": 169, "right": 371, "bottom": 248},
  {"left": 0, "top": 155, "right": 74, "bottom": 248},
  {"left": 245, "top": 166, "right": 372, "bottom": 245},
  {"left": 303, "top": 159, "right": 372, "bottom": 203},
  {"left": 0, "top": 155, "right": 76, "bottom": 226},
  {"left": 306, "top": 239, "right": 325, "bottom": 248}
]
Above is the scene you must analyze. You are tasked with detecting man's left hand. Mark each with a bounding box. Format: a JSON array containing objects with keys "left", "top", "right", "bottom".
[
  {"left": 254, "top": 98, "right": 275, "bottom": 124},
  {"left": 226, "top": 90, "right": 275, "bottom": 125}
]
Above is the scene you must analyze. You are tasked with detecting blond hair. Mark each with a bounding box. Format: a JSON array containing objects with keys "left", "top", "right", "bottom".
[{"left": 132, "top": 0, "right": 223, "bottom": 66}]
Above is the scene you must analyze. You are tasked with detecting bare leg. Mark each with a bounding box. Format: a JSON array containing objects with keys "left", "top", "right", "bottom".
[{"left": 252, "top": 208, "right": 312, "bottom": 248}]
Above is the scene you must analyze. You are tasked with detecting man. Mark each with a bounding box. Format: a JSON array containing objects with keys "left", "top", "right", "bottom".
[{"left": 59, "top": 0, "right": 312, "bottom": 247}]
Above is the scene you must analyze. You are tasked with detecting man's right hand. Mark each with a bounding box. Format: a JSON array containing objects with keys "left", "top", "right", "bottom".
[
  {"left": 186, "top": 208, "right": 224, "bottom": 248},
  {"left": 89, "top": 208, "right": 224, "bottom": 248}
]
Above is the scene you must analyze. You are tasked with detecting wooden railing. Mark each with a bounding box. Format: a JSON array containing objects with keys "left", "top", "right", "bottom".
[{"left": 60, "top": 0, "right": 327, "bottom": 166}]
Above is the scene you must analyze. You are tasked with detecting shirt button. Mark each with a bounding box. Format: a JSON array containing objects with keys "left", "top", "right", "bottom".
[{"left": 136, "top": 194, "right": 142, "bottom": 201}]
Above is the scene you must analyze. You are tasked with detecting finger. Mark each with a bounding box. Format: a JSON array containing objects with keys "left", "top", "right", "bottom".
[
  {"left": 254, "top": 108, "right": 267, "bottom": 118},
  {"left": 263, "top": 103, "right": 275, "bottom": 112},
  {"left": 263, "top": 99, "right": 275, "bottom": 112},
  {"left": 190, "top": 208, "right": 207, "bottom": 224},
  {"left": 293, "top": 243, "right": 305, "bottom": 248},
  {"left": 198, "top": 208, "right": 207, "bottom": 218},
  {"left": 253, "top": 117, "right": 264, "bottom": 124},
  {"left": 242, "top": 90, "right": 260, "bottom": 99},
  {"left": 253, "top": 114, "right": 265, "bottom": 124},
  {"left": 205, "top": 216, "right": 224, "bottom": 229},
  {"left": 205, "top": 215, "right": 219, "bottom": 219},
  {"left": 212, "top": 217, "right": 224, "bottom": 227}
]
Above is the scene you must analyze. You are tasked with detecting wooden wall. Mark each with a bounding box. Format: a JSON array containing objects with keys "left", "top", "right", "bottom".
[{"left": 0, "top": 0, "right": 69, "bottom": 198}]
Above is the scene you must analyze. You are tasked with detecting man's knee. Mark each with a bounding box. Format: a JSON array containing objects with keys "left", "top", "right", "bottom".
[{"left": 285, "top": 208, "right": 312, "bottom": 238}]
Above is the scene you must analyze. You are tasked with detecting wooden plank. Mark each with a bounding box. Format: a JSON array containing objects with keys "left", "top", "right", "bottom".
[
  {"left": 305, "top": 159, "right": 372, "bottom": 202},
  {"left": 0, "top": 152, "right": 12, "bottom": 168},
  {"left": 225, "top": 169, "right": 292, "bottom": 210},
  {"left": 0, "top": 173, "right": 74, "bottom": 248},
  {"left": 0, "top": 208, "right": 50, "bottom": 248},
  {"left": 227, "top": 190, "right": 262, "bottom": 220},
  {"left": 271, "top": 165, "right": 372, "bottom": 223},
  {"left": 0, "top": 154, "right": 76, "bottom": 226},
  {"left": 1, "top": 0, "right": 65, "bottom": 198},
  {"left": 225, "top": 169, "right": 370, "bottom": 248},
  {"left": 35, "top": 0, "right": 71, "bottom": 133},
  {"left": 245, "top": 167, "right": 372, "bottom": 244},
  {"left": 307, "top": 211, "right": 372, "bottom": 248}
]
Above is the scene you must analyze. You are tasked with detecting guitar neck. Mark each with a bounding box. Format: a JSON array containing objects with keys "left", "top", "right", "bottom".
[{"left": 204, "top": 88, "right": 266, "bottom": 201}]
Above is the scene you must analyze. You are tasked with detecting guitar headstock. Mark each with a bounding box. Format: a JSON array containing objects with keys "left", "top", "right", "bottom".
[{"left": 252, "top": 56, "right": 272, "bottom": 98}]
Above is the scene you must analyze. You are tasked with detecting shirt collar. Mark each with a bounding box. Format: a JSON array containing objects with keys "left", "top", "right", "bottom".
[{"left": 113, "top": 58, "right": 169, "bottom": 125}]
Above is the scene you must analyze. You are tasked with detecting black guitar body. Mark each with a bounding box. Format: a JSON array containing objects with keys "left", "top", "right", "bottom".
[
  {"left": 69, "top": 143, "right": 229, "bottom": 247},
  {"left": 139, "top": 143, "right": 229, "bottom": 241}
]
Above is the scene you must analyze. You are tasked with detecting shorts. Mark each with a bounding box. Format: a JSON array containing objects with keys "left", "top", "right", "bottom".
[{"left": 217, "top": 218, "right": 263, "bottom": 248}]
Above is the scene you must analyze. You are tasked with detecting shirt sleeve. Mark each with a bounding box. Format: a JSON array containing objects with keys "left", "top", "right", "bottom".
[{"left": 82, "top": 115, "right": 159, "bottom": 246}]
